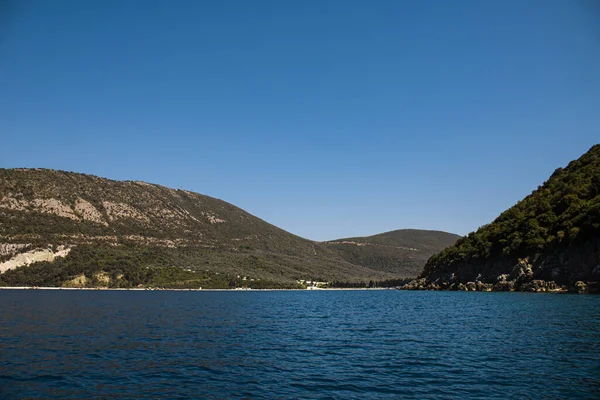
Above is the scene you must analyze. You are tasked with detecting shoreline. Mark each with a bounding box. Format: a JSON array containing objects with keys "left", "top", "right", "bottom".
[
  {"left": 0, "top": 286, "right": 392, "bottom": 292},
  {"left": 1, "top": 286, "right": 592, "bottom": 293}
]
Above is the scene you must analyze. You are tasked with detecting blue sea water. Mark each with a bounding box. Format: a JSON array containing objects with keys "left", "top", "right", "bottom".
[{"left": 0, "top": 290, "right": 599, "bottom": 399}]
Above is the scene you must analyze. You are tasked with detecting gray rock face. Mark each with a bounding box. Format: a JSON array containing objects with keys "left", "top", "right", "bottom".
[
  {"left": 520, "top": 280, "right": 559, "bottom": 292},
  {"left": 570, "top": 281, "right": 589, "bottom": 294},
  {"left": 476, "top": 281, "right": 493, "bottom": 292},
  {"left": 510, "top": 259, "right": 534, "bottom": 281},
  {"left": 493, "top": 280, "right": 515, "bottom": 292}
]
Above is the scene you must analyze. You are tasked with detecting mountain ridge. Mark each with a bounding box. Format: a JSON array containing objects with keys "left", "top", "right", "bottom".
[{"left": 0, "top": 168, "right": 457, "bottom": 288}]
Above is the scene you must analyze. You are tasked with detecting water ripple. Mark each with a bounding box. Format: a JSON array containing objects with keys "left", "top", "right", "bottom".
[{"left": 0, "top": 290, "right": 599, "bottom": 399}]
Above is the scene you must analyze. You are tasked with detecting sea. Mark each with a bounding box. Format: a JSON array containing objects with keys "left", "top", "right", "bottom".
[{"left": 0, "top": 290, "right": 599, "bottom": 399}]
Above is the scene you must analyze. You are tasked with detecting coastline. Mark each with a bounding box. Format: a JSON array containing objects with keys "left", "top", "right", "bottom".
[
  {"left": 0, "top": 286, "right": 392, "bottom": 292},
  {"left": 1, "top": 286, "right": 592, "bottom": 293}
]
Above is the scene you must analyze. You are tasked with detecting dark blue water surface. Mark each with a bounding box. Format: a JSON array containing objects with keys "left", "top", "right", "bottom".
[{"left": 1, "top": 290, "right": 599, "bottom": 399}]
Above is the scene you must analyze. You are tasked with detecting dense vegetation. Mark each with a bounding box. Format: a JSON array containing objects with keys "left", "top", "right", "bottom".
[
  {"left": 421, "top": 144, "right": 600, "bottom": 287},
  {"left": 326, "top": 229, "right": 459, "bottom": 278},
  {"left": 0, "top": 246, "right": 304, "bottom": 289},
  {"left": 329, "top": 278, "right": 413, "bottom": 288}
]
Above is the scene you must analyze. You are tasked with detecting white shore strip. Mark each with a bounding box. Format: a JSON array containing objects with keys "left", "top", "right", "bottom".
[{"left": 0, "top": 286, "right": 392, "bottom": 291}]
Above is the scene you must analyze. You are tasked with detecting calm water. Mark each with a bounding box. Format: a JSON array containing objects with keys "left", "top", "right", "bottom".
[{"left": 0, "top": 290, "right": 599, "bottom": 399}]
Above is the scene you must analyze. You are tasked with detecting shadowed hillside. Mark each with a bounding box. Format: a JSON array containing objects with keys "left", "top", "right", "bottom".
[
  {"left": 408, "top": 144, "right": 600, "bottom": 293},
  {"left": 324, "top": 229, "right": 460, "bottom": 278}
]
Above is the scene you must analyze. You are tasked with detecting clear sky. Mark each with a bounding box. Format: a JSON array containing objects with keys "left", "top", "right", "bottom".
[{"left": 1, "top": 0, "right": 599, "bottom": 241}]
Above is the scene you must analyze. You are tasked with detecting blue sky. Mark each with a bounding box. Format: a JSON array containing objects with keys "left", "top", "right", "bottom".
[{"left": 1, "top": 0, "right": 599, "bottom": 241}]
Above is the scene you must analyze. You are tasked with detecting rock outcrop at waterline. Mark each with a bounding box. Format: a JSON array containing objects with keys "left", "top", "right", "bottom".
[
  {"left": 401, "top": 269, "right": 595, "bottom": 293},
  {"left": 407, "top": 144, "right": 600, "bottom": 293},
  {"left": 401, "top": 277, "right": 594, "bottom": 293}
]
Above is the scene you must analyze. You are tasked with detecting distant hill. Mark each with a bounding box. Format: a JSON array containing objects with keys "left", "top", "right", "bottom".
[
  {"left": 408, "top": 144, "right": 600, "bottom": 293},
  {"left": 324, "top": 229, "right": 460, "bottom": 278},
  {"left": 0, "top": 169, "right": 442, "bottom": 289}
]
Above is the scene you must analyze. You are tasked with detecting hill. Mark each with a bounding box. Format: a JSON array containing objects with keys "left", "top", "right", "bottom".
[
  {"left": 324, "top": 229, "right": 460, "bottom": 278},
  {"left": 0, "top": 168, "right": 408, "bottom": 288},
  {"left": 406, "top": 144, "right": 600, "bottom": 293}
]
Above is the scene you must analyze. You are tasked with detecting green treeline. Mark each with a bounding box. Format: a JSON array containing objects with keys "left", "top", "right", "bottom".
[
  {"left": 0, "top": 245, "right": 316, "bottom": 289},
  {"left": 423, "top": 144, "right": 600, "bottom": 276},
  {"left": 330, "top": 278, "right": 413, "bottom": 288}
]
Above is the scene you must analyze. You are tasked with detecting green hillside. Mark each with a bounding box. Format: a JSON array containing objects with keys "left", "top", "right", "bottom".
[
  {"left": 412, "top": 144, "right": 600, "bottom": 293},
  {"left": 324, "top": 229, "right": 459, "bottom": 278},
  {"left": 0, "top": 169, "right": 402, "bottom": 288}
]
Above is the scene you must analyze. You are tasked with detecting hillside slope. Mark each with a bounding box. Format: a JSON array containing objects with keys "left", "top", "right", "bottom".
[
  {"left": 0, "top": 169, "right": 401, "bottom": 288},
  {"left": 409, "top": 144, "right": 600, "bottom": 293},
  {"left": 324, "top": 229, "right": 460, "bottom": 278}
]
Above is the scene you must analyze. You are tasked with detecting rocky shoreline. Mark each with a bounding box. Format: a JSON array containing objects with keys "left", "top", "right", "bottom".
[
  {"left": 399, "top": 278, "right": 597, "bottom": 293},
  {"left": 402, "top": 254, "right": 600, "bottom": 293}
]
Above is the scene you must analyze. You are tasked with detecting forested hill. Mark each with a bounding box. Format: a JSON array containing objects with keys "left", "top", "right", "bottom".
[
  {"left": 324, "top": 229, "right": 459, "bottom": 278},
  {"left": 410, "top": 144, "right": 600, "bottom": 293}
]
